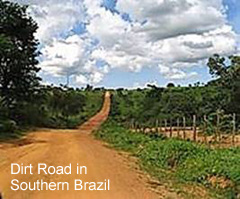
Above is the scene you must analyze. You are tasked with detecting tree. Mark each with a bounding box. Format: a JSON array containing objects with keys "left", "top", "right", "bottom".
[
  {"left": 167, "top": 83, "right": 175, "bottom": 88},
  {"left": 85, "top": 84, "right": 93, "bottom": 91},
  {"left": 61, "top": 89, "right": 86, "bottom": 118},
  {"left": 207, "top": 54, "right": 240, "bottom": 114},
  {"left": 0, "top": 0, "right": 41, "bottom": 109},
  {"left": 207, "top": 54, "right": 240, "bottom": 87}
]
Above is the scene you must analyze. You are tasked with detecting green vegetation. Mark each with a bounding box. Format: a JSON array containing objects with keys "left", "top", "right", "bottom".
[
  {"left": 95, "top": 120, "right": 240, "bottom": 198},
  {"left": 99, "top": 54, "right": 240, "bottom": 198},
  {"left": 0, "top": 0, "right": 40, "bottom": 108},
  {"left": 11, "top": 86, "right": 103, "bottom": 129},
  {"left": 0, "top": 85, "right": 104, "bottom": 138},
  {"left": 0, "top": 1, "right": 104, "bottom": 138},
  {"left": 111, "top": 85, "right": 231, "bottom": 127},
  {"left": 1, "top": 1, "right": 240, "bottom": 198},
  {"left": 110, "top": 54, "right": 240, "bottom": 131}
]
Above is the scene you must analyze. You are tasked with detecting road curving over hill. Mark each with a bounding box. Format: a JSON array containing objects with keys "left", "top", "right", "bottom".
[{"left": 0, "top": 92, "right": 163, "bottom": 199}]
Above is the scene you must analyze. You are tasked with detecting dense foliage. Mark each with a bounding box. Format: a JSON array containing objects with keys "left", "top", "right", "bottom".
[
  {"left": 0, "top": 85, "right": 104, "bottom": 139},
  {"left": 110, "top": 54, "right": 240, "bottom": 132},
  {"left": 207, "top": 55, "right": 240, "bottom": 114},
  {"left": 0, "top": 0, "right": 40, "bottom": 109},
  {"left": 96, "top": 120, "right": 240, "bottom": 199},
  {"left": 0, "top": 1, "right": 104, "bottom": 139},
  {"left": 8, "top": 86, "right": 103, "bottom": 128},
  {"left": 103, "top": 55, "right": 240, "bottom": 198},
  {"left": 110, "top": 85, "right": 233, "bottom": 127}
]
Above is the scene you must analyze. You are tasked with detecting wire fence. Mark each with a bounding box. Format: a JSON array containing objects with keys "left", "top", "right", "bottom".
[{"left": 128, "top": 112, "right": 240, "bottom": 147}]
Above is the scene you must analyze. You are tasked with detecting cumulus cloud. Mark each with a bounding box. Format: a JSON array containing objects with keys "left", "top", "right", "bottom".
[
  {"left": 153, "top": 25, "right": 236, "bottom": 65},
  {"left": 183, "top": 41, "right": 213, "bottom": 49},
  {"left": 39, "top": 35, "right": 88, "bottom": 76},
  {"left": 39, "top": 35, "right": 107, "bottom": 85},
  {"left": 13, "top": 0, "right": 85, "bottom": 44},
  {"left": 117, "top": 0, "right": 226, "bottom": 40},
  {"left": 86, "top": 0, "right": 237, "bottom": 80},
  {"left": 159, "top": 65, "right": 198, "bottom": 80},
  {"left": 11, "top": 0, "right": 239, "bottom": 85}
]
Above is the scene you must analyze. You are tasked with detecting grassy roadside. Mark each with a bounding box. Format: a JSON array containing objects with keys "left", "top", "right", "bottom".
[
  {"left": 95, "top": 120, "right": 240, "bottom": 199},
  {"left": 0, "top": 130, "right": 24, "bottom": 141}
]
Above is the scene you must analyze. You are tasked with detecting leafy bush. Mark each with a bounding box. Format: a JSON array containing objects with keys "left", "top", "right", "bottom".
[
  {"left": 139, "top": 139, "right": 208, "bottom": 169},
  {"left": 178, "top": 148, "right": 240, "bottom": 183},
  {"left": 96, "top": 121, "right": 154, "bottom": 152},
  {"left": 0, "top": 120, "right": 17, "bottom": 133}
]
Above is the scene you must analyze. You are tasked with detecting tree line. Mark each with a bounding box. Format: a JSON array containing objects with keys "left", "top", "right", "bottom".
[
  {"left": 1, "top": 0, "right": 239, "bottom": 137},
  {"left": 0, "top": 1, "right": 103, "bottom": 137},
  {"left": 110, "top": 55, "right": 240, "bottom": 132}
]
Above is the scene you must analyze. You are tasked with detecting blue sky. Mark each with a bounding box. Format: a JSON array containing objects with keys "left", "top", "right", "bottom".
[
  {"left": 224, "top": 0, "right": 240, "bottom": 33},
  {"left": 103, "top": 0, "right": 240, "bottom": 88},
  {"left": 23, "top": 0, "right": 240, "bottom": 88}
]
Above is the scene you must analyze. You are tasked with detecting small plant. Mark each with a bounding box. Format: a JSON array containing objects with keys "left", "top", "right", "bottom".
[{"left": 0, "top": 120, "right": 17, "bottom": 133}]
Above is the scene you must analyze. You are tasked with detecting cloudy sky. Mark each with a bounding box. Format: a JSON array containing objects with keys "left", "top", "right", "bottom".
[{"left": 13, "top": 0, "right": 240, "bottom": 88}]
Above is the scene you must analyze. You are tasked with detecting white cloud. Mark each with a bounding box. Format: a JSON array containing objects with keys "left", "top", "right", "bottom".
[
  {"left": 159, "top": 65, "right": 198, "bottom": 80},
  {"left": 153, "top": 25, "right": 236, "bottom": 65},
  {"left": 11, "top": 0, "right": 239, "bottom": 85},
  {"left": 117, "top": 0, "right": 226, "bottom": 40},
  {"left": 121, "top": 80, "right": 160, "bottom": 90},
  {"left": 39, "top": 35, "right": 88, "bottom": 76},
  {"left": 86, "top": 0, "right": 237, "bottom": 80},
  {"left": 39, "top": 34, "right": 106, "bottom": 85},
  {"left": 75, "top": 74, "right": 88, "bottom": 85},
  {"left": 87, "top": 8, "right": 130, "bottom": 48},
  {"left": 22, "top": 0, "right": 85, "bottom": 44},
  {"left": 75, "top": 71, "right": 104, "bottom": 85}
]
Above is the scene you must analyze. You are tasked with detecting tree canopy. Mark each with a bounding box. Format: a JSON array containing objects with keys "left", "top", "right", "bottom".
[
  {"left": 207, "top": 54, "right": 240, "bottom": 113},
  {"left": 0, "top": 0, "right": 41, "bottom": 108}
]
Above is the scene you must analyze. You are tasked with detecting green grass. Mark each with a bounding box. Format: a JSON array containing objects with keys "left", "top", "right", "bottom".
[
  {"left": 0, "top": 130, "right": 25, "bottom": 141},
  {"left": 95, "top": 120, "right": 240, "bottom": 199}
]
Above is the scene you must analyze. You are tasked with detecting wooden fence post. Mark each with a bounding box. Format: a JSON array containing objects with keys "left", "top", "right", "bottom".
[
  {"left": 155, "top": 119, "right": 159, "bottom": 133},
  {"left": 216, "top": 110, "right": 221, "bottom": 143},
  {"left": 159, "top": 119, "right": 162, "bottom": 133},
  {"left": 164, "top": 119, "right": 168, "bottom": 134},
  {"left": 232, "top": 113, "right": 236, "bottom": 146},
  {"left": 135, "top": 122, "right": 139, "bottom": 132},
  {"left": 170, "top": 118, "right": 173, "bottom": 138},
  {"left": 183, "top": 116, "right": 186, "bottom": 140},
  {"left": 140, "top": 124, "right": 144, "bottom": 133},
  {"left": 177, "top": 118, "right": 180, "bottom": 138},
  {"left": 203, "top": 115, "right": 208, "bottom": 144},
  {"left": 131, "top": 119, "right": 135, "bottom": 130},
  {"left": 193, "top": 115, "right": 197, "bottom": 141}
]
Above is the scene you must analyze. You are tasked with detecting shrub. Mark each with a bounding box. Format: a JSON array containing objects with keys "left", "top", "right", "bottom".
[
  {"left": 138, "top": 139, "right": 208, "bottom": 169},
  {"left": 0, "top": 120, "right": 17, "bottom": 133}
]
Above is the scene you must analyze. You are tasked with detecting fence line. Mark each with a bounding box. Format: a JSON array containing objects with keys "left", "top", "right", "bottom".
[{"left": 129, "top": 113, "right": 239, "bottom": 147}]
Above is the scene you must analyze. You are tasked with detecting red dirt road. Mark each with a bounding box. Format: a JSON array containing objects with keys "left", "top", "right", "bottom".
[{"left": 0, "top": 92, "right": 161, "bottom": 199}]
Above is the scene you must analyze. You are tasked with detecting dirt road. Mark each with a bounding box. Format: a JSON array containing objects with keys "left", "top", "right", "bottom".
[{"left": 0, "top": 92, "right": 161, "bottom": 199}]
